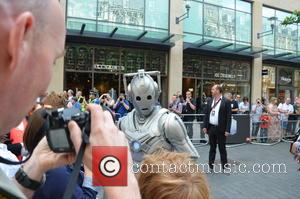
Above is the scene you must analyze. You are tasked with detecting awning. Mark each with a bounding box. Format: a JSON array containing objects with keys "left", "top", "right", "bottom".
[
  {"left": 183, "top": 36, "right": 268, "bottom": 58},
  {"left": 262, "top": 51, "right": 300, "bottom": 64},
  {"left": 66, "top": 18, "right": 182, "bottom": 48}
]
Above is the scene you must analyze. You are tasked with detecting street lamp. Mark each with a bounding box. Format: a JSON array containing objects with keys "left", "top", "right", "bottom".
[
  {"left": 176, "top": 0, "right": 191, "bottom": 24},
  {"left": 257, "top": 16, "right": 278, "bottom": 39}
]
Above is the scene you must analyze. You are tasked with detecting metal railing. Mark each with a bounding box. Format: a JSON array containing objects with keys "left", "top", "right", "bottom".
[{"left": 180, "top": 113, "right": 300, "bottom": 147}]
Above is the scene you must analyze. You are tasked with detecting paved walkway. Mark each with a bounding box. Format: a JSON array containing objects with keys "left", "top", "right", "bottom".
[{"left": 196, "top": 142, "right": 300, "bottom": 199}]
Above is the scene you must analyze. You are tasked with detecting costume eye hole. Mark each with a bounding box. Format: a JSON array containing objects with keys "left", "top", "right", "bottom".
[
  {"left": 147, "top": 95, "right": 152, "bottom": 100},
  {"left": 136, "top": 96, "right": 141, "bottom": 101}
]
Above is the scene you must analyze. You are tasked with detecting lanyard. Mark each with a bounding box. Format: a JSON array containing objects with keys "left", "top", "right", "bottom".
[{"left": 211, "top": 98, "right": 221, "bottom": 110}]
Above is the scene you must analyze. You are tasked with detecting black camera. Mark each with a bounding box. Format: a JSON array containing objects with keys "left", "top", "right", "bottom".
[{"left": 44, "top": 108, "right": 90, "bottom": 153}]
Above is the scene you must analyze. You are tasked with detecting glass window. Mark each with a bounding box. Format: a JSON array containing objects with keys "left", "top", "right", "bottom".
[
  {"left": 65, "top": 45, "right": 93, "bottom": 71},
  {"left": 236, "top": 11, "right": 251, "bottom": 43},
  {"left": 145, "top": 51, "right": 168, "bottom": 75},
  {"left": 262, "top": 66, "right": 276, "bottom": 101},
  {"left": 219, "top": 60, "right": 236, "bottom": 80},
  {"left": 276, "top": 23, "right": 297, "bottom": 52},
  {"left": 67, "top": 0, "right": 97, "bottom": 19},
  {"left": 276, "top": 10, "right": 291, "bottom": 21},
  {"left": 218, "top": 8, "right": 235, "bottom": 40},
  {"left": 202, "top": 57, "right": 220, "bottom": 79},
  {"left": 184, "top": 1, "right": 203, "bottom": 35},
  {"left": 262, "top": 17, "right": 274, "bottom": 48},
  {"left": 145, "top": 0, "right": 169, "bottom": 29},
  {"left": 236, "top": 61, "right": 250, "bottom": 81},
  {"left": 278, "top": 68, "right": 293, "bottom": 87},
  {"left": 236, "top": 0, "right": 251, "bottom": 13},
  {"left": 204, "top": 4, "right": 219, "bottom": 38},
  {"left": 183, "top": 55, "right": 202, "bottom": 78},
  {"left": 295, "top": 70, "right": 300, "bottom": 98},
  {"left": 204, "top": 0, "right": 235, "bottom": 9},
  {"left": 121, "top": 49, "right": 145, "bottom": 73},
  {"left": 204, "top": 5, "right": 235, "bottom": 40},
  {"left": 262, "top": 7, "right": 275, "bottom": 18},
  {"left": 295, "top": 70, "right": 300, "bottom": 87},
  {"left": 97, "top": 0, "right": 144, "bottom": 26},
  {"left": 94, "top": 73, "right": 120, "bottom": 95}
]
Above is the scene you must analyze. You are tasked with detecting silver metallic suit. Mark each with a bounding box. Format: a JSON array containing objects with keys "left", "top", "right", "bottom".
[{"left": 118, "top": 70, "right": 199, "bottom": 162}]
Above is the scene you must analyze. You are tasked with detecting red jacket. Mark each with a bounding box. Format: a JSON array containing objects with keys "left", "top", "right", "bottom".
[{"left": 260, "top": 115, "right": 270, "bottom": 128}]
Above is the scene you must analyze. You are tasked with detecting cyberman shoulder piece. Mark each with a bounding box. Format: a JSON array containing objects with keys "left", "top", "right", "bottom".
[{"left": 162, "top": 112, "right": 200, "bottom": 159}]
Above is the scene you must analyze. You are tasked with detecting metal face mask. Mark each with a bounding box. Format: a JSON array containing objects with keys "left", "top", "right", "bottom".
[{"left": 130, "top": 73, "right": 157, "bottom": 117}]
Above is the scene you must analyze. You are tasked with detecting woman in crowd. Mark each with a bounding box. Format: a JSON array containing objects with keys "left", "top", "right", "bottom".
[
  {"left": 239, "top": 97, "right": 250, "bottom": 114},
  {"left": 267, "top": 97, "right": 281, "bottom": 142}
]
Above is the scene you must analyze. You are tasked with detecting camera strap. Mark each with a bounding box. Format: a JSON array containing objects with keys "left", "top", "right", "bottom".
[
  {"left": 0, "top": 154, "right": 31, "bottom": 165},
  {"left": 62, "top": 132, "right": 89, "bottom": 199}
]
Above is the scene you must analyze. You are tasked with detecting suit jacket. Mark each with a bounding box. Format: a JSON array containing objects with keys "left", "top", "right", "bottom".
[{"left": 203, "top": 96, "right": 232, "bottom": 133}]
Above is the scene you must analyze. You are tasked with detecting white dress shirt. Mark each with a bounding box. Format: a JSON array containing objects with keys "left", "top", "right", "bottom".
[{"left": 209, "top": 96, "right": 222, "bottom": 125}]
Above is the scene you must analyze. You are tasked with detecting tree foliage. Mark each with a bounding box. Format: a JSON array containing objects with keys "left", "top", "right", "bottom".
[{"left": 281, "top": 10, "right": 300, "bottom": 26}]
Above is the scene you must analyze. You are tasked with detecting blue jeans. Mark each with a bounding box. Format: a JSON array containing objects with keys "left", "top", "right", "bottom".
[
  {"left": 260, "top": 128, "right": 268, "bottom": 143},
  {"left": 252, "top": 123, "right": 260, "bottom": 137}
]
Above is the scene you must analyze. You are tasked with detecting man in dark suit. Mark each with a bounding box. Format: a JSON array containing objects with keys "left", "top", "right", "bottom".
[{"left": 203, "top": 84, "right": 232, "bottom": 170}]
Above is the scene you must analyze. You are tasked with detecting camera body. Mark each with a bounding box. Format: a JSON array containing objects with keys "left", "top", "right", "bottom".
[{"left": 45, "top": 108, "right": 90, "bottom": 153}]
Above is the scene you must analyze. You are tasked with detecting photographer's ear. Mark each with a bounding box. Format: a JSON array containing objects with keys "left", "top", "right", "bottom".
[{"left": 8, "top": 12, "right": 35, "bottom": 70}]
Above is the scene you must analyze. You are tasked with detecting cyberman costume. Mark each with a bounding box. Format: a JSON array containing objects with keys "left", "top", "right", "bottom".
[{"left": 118, "top": 70, "right": 199, "bottom": 163}]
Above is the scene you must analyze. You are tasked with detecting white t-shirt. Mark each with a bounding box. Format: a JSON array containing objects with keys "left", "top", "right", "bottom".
[
  {"left": 278, "top": 103, "right": 294, "bottom": 121},
  {"left": 0, "top": 144, "right": 20, "bottom": 178}
]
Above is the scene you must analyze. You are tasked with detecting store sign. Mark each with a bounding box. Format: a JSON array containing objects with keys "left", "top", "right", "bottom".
[
  {"left": 278, "top": 69, "right": 293, "bottom": 86},
  {"left": 262, "top": 69, "right": 268, "bottom": 76},
  {"left": 214, "top": 73, "right": 236, "bottom": 79},
  {"left": 279, "top": 76, "right": 292, "bottom": 84},
  {"left": 93, "top": 64, "right": 125, "bottom": 71}
]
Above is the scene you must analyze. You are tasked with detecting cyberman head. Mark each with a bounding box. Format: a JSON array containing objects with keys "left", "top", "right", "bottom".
[{"left": 125, "top": 70, "right": 161, "bottom": 118}]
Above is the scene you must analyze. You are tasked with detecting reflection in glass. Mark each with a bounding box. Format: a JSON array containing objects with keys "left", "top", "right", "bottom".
[
  {"left": 184, "top": 1, "right": 203, "bottom": 35},
  {"left": 204, "top": 0, "right": 235, "bottom": 9},
  {"left": 236, "top": 0, "right": 251, "bottom": 13},
  {"left": 236, "top": 12, "right": 251, "bottom": 43},
  {"left": 145, "top": 0, "right": 169, "bottom": 29}
]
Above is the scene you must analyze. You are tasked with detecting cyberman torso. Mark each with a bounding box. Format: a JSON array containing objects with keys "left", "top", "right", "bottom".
[
  {"left": 118, "top": 106, "right": 199, "bottom": 162},
  {"left": 119, "top": 107, "right": 171, "bottom": 161}
]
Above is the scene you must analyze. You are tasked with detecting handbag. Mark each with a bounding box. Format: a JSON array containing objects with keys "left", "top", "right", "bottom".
[{"left": 230, "top": 118, "right": 237, "bottom": 135}]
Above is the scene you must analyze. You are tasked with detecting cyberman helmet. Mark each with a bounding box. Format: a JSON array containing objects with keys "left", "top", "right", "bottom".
[{"left": 124, "top": 70, "right": 161, "bottom": 117}]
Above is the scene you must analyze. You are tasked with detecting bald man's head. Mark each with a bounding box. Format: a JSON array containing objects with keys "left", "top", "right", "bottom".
[
  {"left": 1, "top": 0, "right": 50, "bottom": 36},
  {"left": 0, "top": 0, "right": 65, "bottom": 134}
]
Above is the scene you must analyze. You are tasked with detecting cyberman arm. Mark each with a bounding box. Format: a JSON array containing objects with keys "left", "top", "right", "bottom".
[{"left": 163, "top": 112, "right": 199, "bottom": 159}]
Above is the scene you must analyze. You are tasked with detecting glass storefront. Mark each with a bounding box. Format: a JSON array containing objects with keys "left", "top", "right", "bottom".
[
  {"left": 183, "top": 0, "right": 252, "bottom": 46},
  {"left": 262, "top": 64, "right": 299, "bottom": 103},
  {"left": 262, "top": 6, "right": 299, "bottom": 55},
  {"left": 183, "top": 54, "right": 251, "bottom": 100},
  {"left": 66, "top": 0, "right": 169, "bottom": 36},
  {"left": 64, "top": 43, "right": 168, "bottom": 104}
]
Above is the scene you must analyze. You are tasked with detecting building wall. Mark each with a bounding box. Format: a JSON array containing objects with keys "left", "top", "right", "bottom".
[
  {"left": 251, "top": 0, "right": 300, "bottom": 102},
  {"left": 168, "top": 0, "right": 184, "bottom": 100},
  {"left": 52, "top": 0, "right": 300, "bottom": 102}
]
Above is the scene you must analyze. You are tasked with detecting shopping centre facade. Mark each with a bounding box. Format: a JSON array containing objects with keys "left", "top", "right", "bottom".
[{"left": 49, "top": 0, "right": 300, "bottom": 107}]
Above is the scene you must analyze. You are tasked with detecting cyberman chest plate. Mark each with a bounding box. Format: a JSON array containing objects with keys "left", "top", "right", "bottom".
[{"left": 119, "top": 109, "right": 173, "bottom": 159}]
